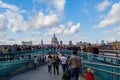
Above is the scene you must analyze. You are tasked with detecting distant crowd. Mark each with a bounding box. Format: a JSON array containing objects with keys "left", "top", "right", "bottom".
[
  {"left": 0, "top": 43, "right": 99, "bottom": 54},
  {"left": 0, "top": 45, "right": 43, "bottom": 53}
]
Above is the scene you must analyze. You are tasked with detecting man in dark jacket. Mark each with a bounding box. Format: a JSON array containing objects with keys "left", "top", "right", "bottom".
[{"left": 92, "top": 46, "right": 99, "bottom": 62}]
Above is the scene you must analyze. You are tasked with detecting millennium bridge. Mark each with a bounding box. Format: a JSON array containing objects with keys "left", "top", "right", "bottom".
[{"left": 0, "top": 49, "right": 120, "bottom": 80}]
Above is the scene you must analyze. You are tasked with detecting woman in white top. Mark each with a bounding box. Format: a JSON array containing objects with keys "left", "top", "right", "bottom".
[{"left": 46, "top": 55, "right": 53, "bottom": 73}]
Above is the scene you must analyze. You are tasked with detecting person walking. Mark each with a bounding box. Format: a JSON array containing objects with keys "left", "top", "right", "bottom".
[
  {"left": 34, "top": 56, "right": 38, "bottom": 69},
  {"left": 52, "top": 55, "right": 60, "bottom": 75},
  {"left": 46, "top": 55, "right": 53, "bottom": 73},
  {"left": 92, "top": 46, "right": 99, "bottom": 62},
  {"left": 60, "top": 54, "right": 67, "bottom": 73},
  {"left": 86, "top": 44, "right": 93, "bottom": 62},
  {"left": 69, "top": 50, "right": 82, "bottom": 80}
]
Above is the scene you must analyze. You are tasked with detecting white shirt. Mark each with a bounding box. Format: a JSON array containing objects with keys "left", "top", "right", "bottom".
[
  {"left": 60, "top": 56, "right": 67, "bottom": 64},
  {"left": 34, "top": 57, "right": 38, "bottom": 63}
]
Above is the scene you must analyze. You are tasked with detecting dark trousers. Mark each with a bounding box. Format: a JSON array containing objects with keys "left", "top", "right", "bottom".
[
  {"left": 48, "top": 65, "right": 52, "bottom": 73},
  {"left": 34, "top": 63, "right": 36, "bottom": 69},
  {"left": 71, "top": 68, "right": 80, "bottom": 80},
  {"left": 53, "top": 65, "right": 59, "bottom": 75},
  {"left": 62, "top": 64, "right": 67, "bottom": 73}
]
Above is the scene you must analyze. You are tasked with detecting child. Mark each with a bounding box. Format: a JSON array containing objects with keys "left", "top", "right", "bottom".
[{"left": 86, "top": 68, "right": 94, "bottom": 80}]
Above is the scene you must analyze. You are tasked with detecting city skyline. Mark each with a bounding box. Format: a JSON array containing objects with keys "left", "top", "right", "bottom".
[{"left": 0, "top": 0, "right": 120, "bottom": 45}]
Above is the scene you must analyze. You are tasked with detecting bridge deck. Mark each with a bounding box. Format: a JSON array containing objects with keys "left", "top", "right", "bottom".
[{"left": 9, "top": 65, "right": 85, "bottom": 80}]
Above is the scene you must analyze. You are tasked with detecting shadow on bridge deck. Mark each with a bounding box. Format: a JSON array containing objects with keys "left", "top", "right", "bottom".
[{"left": 9, "top": 65, "right": 85, "bottom": 80}]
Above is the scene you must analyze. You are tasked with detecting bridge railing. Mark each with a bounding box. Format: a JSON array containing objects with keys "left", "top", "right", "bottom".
[
  {"left": 0, "top": 49, "right": 50, "bottom": 79},
  {"left": 0, "top": 49, "right": 120, "bottom": 80},
  {"left": 78, "top": 52, "right": 120, "bottom": 66},
  {"left": 0, "top": 49, "right": 49, "bottom": 61},
  {"left": 82, "top": 61, "right": 120, "bottom": 80},
  {"left": 59, "top": 49, "right": 120, "bottom": 80},
  {"left": 59, "top": 49, "right": 120, "bottom": 66}
]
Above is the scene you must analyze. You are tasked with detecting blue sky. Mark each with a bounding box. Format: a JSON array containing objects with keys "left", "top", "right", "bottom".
[{"left": 0, "top": 0, "right": 120, "bottom": 45}]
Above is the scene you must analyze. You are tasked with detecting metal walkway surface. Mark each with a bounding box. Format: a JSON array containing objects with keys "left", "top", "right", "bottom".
[{"left": 9, "top": 65, "right": 85, "bottom": 80}]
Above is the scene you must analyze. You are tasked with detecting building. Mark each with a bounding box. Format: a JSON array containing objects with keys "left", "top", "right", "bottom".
[
  {"left": 51, "top": 34, "right": 59, "bottom": 46},
  {"left": 41, "top": 39, "right": 43, "bottom": 45},
  {"left": 76, "top": 41, "right": 89, "bottom": 47},
  {"left": 69, "top": 40, "right": 73, "bottom": 46},
  {"left": 22, "top": 41, "right": 32, "bottom": 46},
  {"left": 60, "top": 41, "right": 63, "bottom": 45},
  {"left": 101, "top": 40, "right": 105, "bottom": 45},
  {"left": 112, "top": 41, "right": 120, "bottom": 50},
  {"left": 100, "top": 44, "right": 113, "bottom": 50}
]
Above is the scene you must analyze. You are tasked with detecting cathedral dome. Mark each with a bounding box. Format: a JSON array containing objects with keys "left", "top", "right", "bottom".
[{"left": 51, "top": 34, "right": 59, "bottom": 45}]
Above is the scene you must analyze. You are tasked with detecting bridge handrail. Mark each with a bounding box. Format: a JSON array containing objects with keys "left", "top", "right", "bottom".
[
  {"left": 78, "top": 52, "right": 120, "bottom": 59},
  {"left": 60, "top": 49, "right": 120, "bottom": 59},
  {"left": 0, "top": 49, "right": 45, "bottom": 54},
  {"left": 83, "top": 65, "right": 120, "bottom": 76},
  {"left": 82, "top": 61, "right": 120, "bottom": 69}
]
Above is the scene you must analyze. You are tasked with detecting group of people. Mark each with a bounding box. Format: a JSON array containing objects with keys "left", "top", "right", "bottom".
[
  {"left": 46, "top": 53, "right": 68, "bottom": 75},
  {"left": 85, "top": 44, "right": 99, "bottom": 62},
  {"left": 33, "top": 50, "right": 94, "bottom": 80},
  {"left": 46, "top": 51, "right": 87, "bottom": 80}
]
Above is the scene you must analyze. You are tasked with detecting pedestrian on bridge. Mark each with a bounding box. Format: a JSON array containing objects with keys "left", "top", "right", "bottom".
[
  {"left": 69, "top": 50, "right": 82, "bottom": 80},
  {"left": 52, "top": 55, "right": 60, "bottom": 75},
  {"left": 34, "top": 56, "right": 38, "bottom": 69},
  {"left": 46, "top": 55, "right": 53, "bottom": 73},
  {"left": 60, "top": 54, "right": 67, "bottom": 73}
]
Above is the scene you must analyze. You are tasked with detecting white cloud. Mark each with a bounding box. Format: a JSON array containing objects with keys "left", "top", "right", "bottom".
[
  {"left": 64, "top": 23, "right": 80, "bottom": 34},
  {"left": 0, "top": 32, "right": 6, "bottom": 39},
  {"left": 96, "top": 0, "right": 111, "bottom": 11},
  {"left": 46, "top": 23, "right": 80, "bottom": 35},
  {"left": 27, "top": 31, "right": 41, "bottom": 35},
  {"left": 32, "top": 12, "right": 59, "bottom": 29},
  {"left": 102, "top": 30, "right": 112, "bottom": 34},
  {"left": 0, "top": 15, "right": 8, "bottom": 31},
  {"left": 4, "top": 10, "right": 29, "bottom": 33},
  {"left": 113, "top": 26, "right": 120, "bottom": 35},
  {"left": 0, "top": 0, "right": 29, "bottom": 33},
  {"left": 66, "top": 21, "right": 73, "bottom": 27},
  {"left": 33, "top": 0, "right": 66, "bottom": 13},
  {"left": 93, "top": 2, "right": 120, "bottom": 29},
  {"left": 0, "top": 0, "right": 19, "bottom": 12},
  {"left": 52, "top": 0, "right": 66, "bottom": 13},
  {"left": 46, "top": 25, "right": 65, "bottom": 35},
  {"left": 0, "top": 38, "right": 16, "bottom": 45},
  {"left": 117, "top": 32, "right": 120, "bottom": 35},
  {"left": 102, "top": 26, "right": 120, "bottom": 36}
]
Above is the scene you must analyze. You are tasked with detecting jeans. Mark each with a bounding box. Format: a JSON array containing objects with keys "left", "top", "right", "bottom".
[
  {"left": 48, "top": 65, "right": 52, "bottom": 73},
  {"left": 71, "top": 68, "right": 80, "bottom": 80},
  {"left": 62, "top": 64, "right": 67, "bottom": 72},
  {"left": 87, "top": 53, "right": 92, "bottom": 62},
  {"left": 53, "top": 65, "right": 59, "bottom": 75},
  {"left": 92, "top": 55, "right": 97, "bottom": 62}
]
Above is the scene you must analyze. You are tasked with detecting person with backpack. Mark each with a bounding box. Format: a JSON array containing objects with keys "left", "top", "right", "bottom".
[
  {"left": 52, "top": 55, "right": 60, "bottom": 75},
  {"left": 46, "top": 55, "right": 53, "bottom": 73}
]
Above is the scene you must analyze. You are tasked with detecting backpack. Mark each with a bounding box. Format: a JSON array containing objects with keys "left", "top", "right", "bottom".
[{"left": 52, "top": 59, "right": 56, "bottom": 64}]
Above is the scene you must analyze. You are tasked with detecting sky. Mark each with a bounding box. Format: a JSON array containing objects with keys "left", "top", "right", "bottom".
[{"left": 0, "top": 0, "right": 120, "bottom": 45}]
